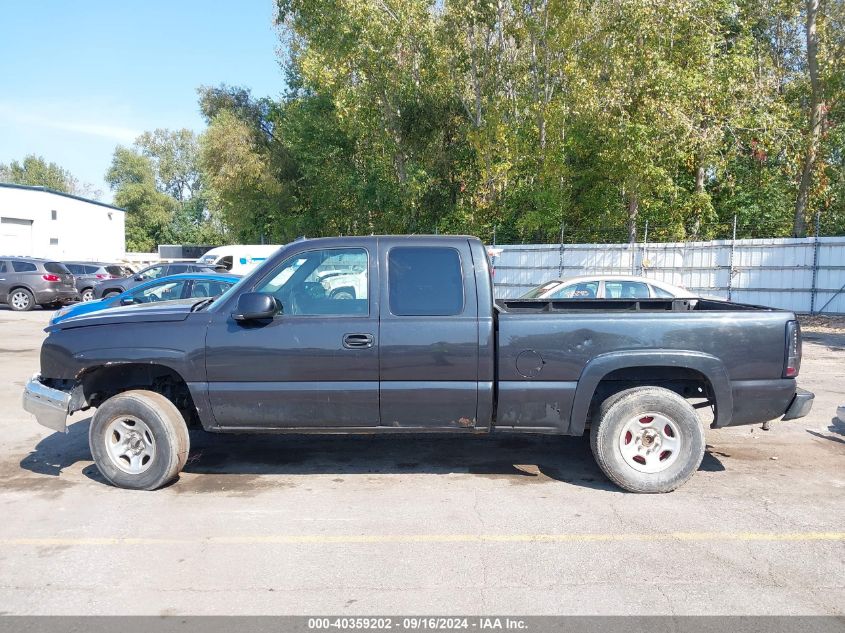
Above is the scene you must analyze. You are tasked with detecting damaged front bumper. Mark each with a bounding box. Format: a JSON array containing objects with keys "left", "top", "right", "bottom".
[{"left": 22, "top": 374, "right": 71, "bottom": 433}]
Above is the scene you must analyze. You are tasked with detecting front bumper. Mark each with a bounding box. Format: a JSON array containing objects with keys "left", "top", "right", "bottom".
[
  {"left": 22, "top": 374, "right": 71, "bottom": 433},
  {"left": 782, "top": 388, "right": 815, "bottom": 421}
]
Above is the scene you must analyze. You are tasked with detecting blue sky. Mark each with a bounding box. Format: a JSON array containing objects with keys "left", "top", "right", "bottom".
[{"left": 0, "top": 0, "right": 284, "bottom": 200}]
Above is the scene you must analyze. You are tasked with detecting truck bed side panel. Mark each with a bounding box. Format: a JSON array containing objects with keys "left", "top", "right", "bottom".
[{"left": 496, "top": 310, "right": 792, "bottom": 433}]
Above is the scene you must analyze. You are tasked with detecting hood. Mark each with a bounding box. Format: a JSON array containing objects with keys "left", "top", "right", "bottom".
[{"left": 46, "top": 299, "right": 197, "bottom": 332}]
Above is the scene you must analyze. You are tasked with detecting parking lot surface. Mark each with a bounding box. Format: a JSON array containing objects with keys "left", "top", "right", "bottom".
[{"left": 0, "top": 308, "right": 843, "bottom": 615}]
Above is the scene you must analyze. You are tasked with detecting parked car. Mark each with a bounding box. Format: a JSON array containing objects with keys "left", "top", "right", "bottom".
[
  {"left": 519, "top": 275, "right": 701, "bottom": 300},
  {"left": 0, "top": 257, "right": 79, "bottom": 311},
  {"left": 51, "top": 273, "right": 241, "bottom": 325},
  {"left": 23, "top": 236, "right": 813, "bottom": 493},
  {"left": 63, "top": 262, "right": 136, "bottom": 302},
  {"left": 93, "top": 262, "right": 221, "bottom": 299},
  {"left": 316, "top": 269, "right": 367, "bottom": 300},
  {"left": 196, "top": 245, "right": 281, "bottom": 275}
]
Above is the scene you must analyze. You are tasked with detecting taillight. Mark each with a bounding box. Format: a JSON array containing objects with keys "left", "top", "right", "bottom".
[
  {"left": 784, "top": 320, "right": 802, "bottom": 378},
  {"left": 42, "top": 274, "right": 61, "bottom": 282},
  {"left": 95, "top": 273, "right": 110, "bottom": 279}
]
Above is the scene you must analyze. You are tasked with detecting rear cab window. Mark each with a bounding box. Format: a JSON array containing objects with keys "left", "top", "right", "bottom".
[{"left": 388, "top": 247, "right": 464, "bottom": 316}]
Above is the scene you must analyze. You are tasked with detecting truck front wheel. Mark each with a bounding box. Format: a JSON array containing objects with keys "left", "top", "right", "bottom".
[
  {"left": 89, "top": 390, "right": 190, "bottom": 490},
  {"left": 590, "top": 387, "right": 704, "bottom": 493}
]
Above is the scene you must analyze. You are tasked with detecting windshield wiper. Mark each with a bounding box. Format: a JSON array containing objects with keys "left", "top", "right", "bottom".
[{"left": 190, "top": 297, "right": 215, "bottom": 312}]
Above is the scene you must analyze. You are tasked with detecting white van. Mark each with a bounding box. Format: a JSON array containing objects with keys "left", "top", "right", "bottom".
[{"left": 197, "top": 245, "right": 282, "bottom": 275}]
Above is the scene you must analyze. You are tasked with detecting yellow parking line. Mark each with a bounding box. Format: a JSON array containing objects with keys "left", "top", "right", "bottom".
[{"left": 1, "top": 532, "right": 844, "bottom": 546}]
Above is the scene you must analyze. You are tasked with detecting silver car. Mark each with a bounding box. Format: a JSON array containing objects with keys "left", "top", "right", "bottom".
[
  {"left": 519, "top": 275, "right": 699, "bottom": 300},
  {"left": 0, "top": 257, "right": 80, "bottom": 311}
]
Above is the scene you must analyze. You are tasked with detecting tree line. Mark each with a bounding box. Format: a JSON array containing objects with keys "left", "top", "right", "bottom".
[{"left": 4, "top": 0, "right": 844, "bottom": 250}]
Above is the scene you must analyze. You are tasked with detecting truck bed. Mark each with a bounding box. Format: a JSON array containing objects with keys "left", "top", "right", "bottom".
[{"left": 493, "top": 298, "right": 796, "bottom": 434}]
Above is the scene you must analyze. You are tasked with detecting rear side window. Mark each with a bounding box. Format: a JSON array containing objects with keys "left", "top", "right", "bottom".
[
  {"left": 44, "top": 262, "right": 71, "bottom": 275},
  {"left": 550, "top": 281, "right": 598, "bottom": 299},
  {"left": 605, "top": 281, "right": 650, "bottom": 299},
  {"left": 12, "top": 261, "right": 37, "bottom": 272},
  {"left": 191, "top": 279, "right": 233, "bottom": 298},
  {"left": 0, "top": 261, "right": 7, "bottom": 273},
  {"left": 388, "top": 247, "right": 464, "bottom": 316}
]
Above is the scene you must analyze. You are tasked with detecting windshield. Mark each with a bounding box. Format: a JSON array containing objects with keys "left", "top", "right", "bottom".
[
  {"left": 106, "top": 265, "right": 134, "bottom": 276},
  {"left": 44, "top": 262, "right": 71, "bottom": 275},
  {"left": 519, "top": 281, "right": 561, "bottom": 299}
]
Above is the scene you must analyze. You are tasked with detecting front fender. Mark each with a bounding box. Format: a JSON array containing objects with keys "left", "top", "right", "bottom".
[{"left": 568, "top": 349, "right": 733, "bottom": 434}]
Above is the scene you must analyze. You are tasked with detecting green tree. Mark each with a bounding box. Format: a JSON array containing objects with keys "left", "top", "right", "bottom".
[
  {"left": 107, "top": 129, "right": 223, "bottom": 251},
  {"left": 106, "top": 147, "right": 177, "bottom": 252},
  {"left": 0, "top": 154, "right": 99, "bottom": 197}
]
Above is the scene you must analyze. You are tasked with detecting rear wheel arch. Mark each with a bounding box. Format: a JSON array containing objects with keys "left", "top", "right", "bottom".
[
  {"left": 8, "top": 284, "right": 36, "bottom": 299},
  {"left": 569, "top": 351, "right": 732, "bottom": 434}
]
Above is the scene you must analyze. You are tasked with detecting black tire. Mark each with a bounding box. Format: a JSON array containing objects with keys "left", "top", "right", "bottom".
[
  {"left": 89, "top": 390, "right": 190, "bottom": 490},
  {"left": 81, "top": 288, "right": 94, "bottom": 302},
  {"left": 330, "top": 287, "right": 356, "bottom": 300},
  {"left": 103, "top": 291, "right": 120, "bottom": 299},
  {"left": 8, "top": 288, "right": 34, "bottom": 312},
  {"left": 590, "top": 386, "right": 704, "bottom": 493}
]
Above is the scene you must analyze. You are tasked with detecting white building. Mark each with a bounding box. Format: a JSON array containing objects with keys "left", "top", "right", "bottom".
[{"left": 0, "top": 183, "right": 125, "bottom": 261}]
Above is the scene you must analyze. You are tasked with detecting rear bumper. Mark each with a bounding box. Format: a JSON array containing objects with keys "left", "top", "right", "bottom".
[
  {"left": 726, "top": 379, "right": 814, "bottom": 426},
  {"left": 782, "top": 388, "right": 815, "bottom": 421},
  {"left": 34, "top": 287, "right": 80, "bottom": 305},
  {"left": 22, "top": 374, "right": 70, "bottom": 433}
]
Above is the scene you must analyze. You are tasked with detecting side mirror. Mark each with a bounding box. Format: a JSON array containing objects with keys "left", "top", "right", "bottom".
[
  {"left": 232, "top": 292, "right": 279, "bottom": 322},
  {"left": 134, "top": 275, "right": 143, "bottom": 281}
]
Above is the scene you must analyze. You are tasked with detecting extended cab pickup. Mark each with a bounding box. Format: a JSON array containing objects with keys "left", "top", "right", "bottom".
[{"left": 23, "top": 236, "right": 814, "bottom": 492}]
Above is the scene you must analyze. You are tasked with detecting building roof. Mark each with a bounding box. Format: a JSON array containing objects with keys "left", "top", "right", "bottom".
[{"left": 0, "top": 182, "right": 126, "bottom": 212}]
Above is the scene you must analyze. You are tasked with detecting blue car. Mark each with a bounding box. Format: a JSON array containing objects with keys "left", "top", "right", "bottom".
[{"left": 51, "top": 273, "right": 241, "bottom": 325}]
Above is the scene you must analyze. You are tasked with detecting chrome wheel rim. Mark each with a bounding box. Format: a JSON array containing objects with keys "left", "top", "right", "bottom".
[
  {"left": 619, "top": 412, "right": 681, "bottom": 474},
  {"left": 11, "top": 291, "right": 30, "bottom": 310},
  {"left": 81, "top": 289, "right": 94, "bottom": 302},
  {"left": 104, "top": 415, "right": 156, "bottom": 474}
]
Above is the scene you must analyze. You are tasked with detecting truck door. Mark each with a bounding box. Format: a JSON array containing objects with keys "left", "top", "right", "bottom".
[
  {"left": 378, "top": 238, "right": 480, "bottom": 428},
  {"left": 205, "top": 241, "right": 380, "bottom": 429}
]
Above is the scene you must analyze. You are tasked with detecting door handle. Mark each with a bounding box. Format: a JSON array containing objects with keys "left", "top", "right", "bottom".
[{"left": 343, "top": 333, "right": 374, "bottom": 349}]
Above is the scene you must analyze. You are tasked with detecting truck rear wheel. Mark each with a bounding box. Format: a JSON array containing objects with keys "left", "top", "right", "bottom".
[
  {"left": 590, "top": 387, "right": 704, "bottom": 493},
  {"left": 89, "top": 390, "right": 190, "bottom": 490}
]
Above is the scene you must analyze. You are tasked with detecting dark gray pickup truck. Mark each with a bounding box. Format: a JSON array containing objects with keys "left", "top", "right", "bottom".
[{"left": 23, "top": 235, "right": 813, "bottom": 492}]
